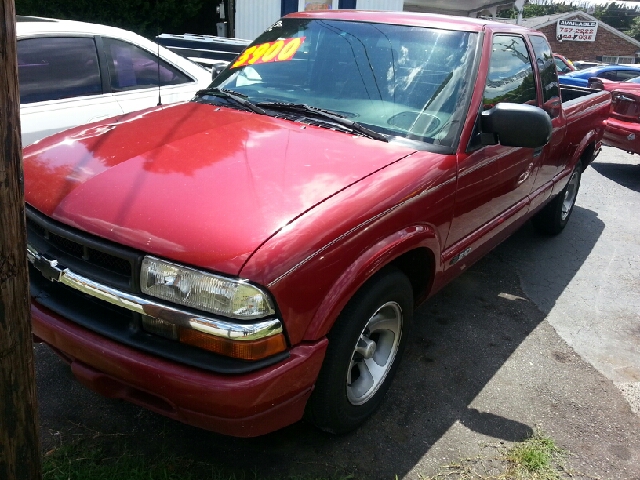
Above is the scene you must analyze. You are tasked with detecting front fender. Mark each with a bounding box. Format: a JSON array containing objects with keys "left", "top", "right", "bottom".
[
  {"left": 302, "top": 224, "right": 440, "bottom": 342},
  {"left": 241, "top": 151, "right": 457, "bottom": 346}
]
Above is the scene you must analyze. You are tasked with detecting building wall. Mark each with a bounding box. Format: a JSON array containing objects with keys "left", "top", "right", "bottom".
[
  {"left": 538, "top": 16, "right": 638, "bottom": 63},
  {"left": 357, "top": 0, "right": 404, "bottom": 11},
  {"left": 235, "top": 0, "right": 281, "bottom": 40},
  {"left": 235, "top": 0, "right": 404, "bottom": 40}
]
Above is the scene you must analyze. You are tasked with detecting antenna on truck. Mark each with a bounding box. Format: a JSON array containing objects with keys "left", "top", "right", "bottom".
[
  {"left": 156, "top": 2, "right": 162, "bottom": 106},
  {"left": 157, "top": 38, "right": 162, "bottom": 106}
]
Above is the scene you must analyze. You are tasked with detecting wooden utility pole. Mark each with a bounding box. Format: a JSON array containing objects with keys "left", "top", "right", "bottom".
[{"left": 0, "top": 0, "right": 43, "bottom": 478}]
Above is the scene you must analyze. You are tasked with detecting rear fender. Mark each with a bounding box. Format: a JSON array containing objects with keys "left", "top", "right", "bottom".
[
  {"left": 302, "top": 225, "right": 440, "bottom": 342},
  {"left": 553, "top": 130, "right": 598, "bottom": 196}
]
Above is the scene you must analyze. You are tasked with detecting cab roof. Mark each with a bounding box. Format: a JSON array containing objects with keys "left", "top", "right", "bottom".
[{"left": 286, "top": 10, "right": 536, "bottom": 35}]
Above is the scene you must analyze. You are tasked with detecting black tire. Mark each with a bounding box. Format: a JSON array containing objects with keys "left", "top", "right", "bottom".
[
  {"left": 306, "top": 268, "right": 413, "bottom": 434},
  {"left": 532, "top": 161, "right": 582, "bottom": 235}
]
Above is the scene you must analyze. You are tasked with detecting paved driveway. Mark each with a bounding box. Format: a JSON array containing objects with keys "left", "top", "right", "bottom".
[
  {"left": 35, "top": 147, "right": 640, "bottom": 479},
  {"left": 502, "top": 146, "right": 640, "bottom": 415}
]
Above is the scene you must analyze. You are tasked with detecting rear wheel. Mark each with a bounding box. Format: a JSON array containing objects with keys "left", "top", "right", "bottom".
[
  {"left": 306, "top": 268, "right": 413, "bottom": 434},
  {"left": 532, "top": 161, "right": 582, "bottom": 235}
]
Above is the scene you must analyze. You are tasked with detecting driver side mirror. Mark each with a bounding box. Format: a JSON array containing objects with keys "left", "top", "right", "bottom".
[{"left": 480, "top": 103, "right": 552, "bottom": 148}]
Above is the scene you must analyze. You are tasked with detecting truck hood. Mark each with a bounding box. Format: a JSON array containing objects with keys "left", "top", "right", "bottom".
[{"left": 24, "top": 102, "right": 416, "bottom": 275}]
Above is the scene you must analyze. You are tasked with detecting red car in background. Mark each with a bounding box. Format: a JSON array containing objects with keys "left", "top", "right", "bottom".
[
  {"left": 589, "top": 77, "right": 640, "bottom": 154},
  {"left": 587, "top": 76, "right": 640, "bottom": 92}
]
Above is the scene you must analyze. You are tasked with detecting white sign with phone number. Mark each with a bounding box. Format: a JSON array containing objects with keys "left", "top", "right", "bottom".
[{"left": 556, "top": 20, "right": 598, "bottom": 42}]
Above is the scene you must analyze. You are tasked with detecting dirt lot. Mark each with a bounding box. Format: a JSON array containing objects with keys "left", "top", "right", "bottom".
[{"left": 36, "top": 148, "right": 640, "bottom": 479}]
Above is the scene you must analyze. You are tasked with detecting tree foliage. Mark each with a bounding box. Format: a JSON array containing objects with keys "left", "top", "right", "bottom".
[
  {"left": 626, "top": 15, "right": 640, "bottom": 39},
  {"left": 592, "top": 3, "right": 634, "bottom": 30},
  {"left": 15, "top": 0, "right": 216, "bottom": 38},
  {"left": 498, "top": 1, "right": 640, "bottom": 41},
  {"left": 498, "top": 2, "right": 577, "bottom": 19}
]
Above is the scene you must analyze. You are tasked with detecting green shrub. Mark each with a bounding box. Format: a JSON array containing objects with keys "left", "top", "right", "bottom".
[{"left": 16, "top": 0, "right": 215, "bottom": 38}]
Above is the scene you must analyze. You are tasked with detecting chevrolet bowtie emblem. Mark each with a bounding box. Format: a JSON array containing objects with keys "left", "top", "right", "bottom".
[{"left": 27, "top": 246, "right": 64, "bottom": 282}]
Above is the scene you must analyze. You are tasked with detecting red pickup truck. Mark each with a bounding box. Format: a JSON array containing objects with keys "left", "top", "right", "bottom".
[{"left": 24, "top": 11, "right": 609, "bottom": 437}]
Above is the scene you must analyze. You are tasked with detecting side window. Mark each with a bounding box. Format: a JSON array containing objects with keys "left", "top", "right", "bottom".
[
  {"left": 102, "top": 38, "right": 193, "bottom": 92},
  {"left": 529, "top": 35, "right": 560, "bottom": 118},
  {"left": 554, "top": 57, "right": 571, "bottom": 74},
  {"left": 599, "top": 70, "right": 617, "bottom": 81},
  {"left": 17, "top": 37, "right": 102, "bottom": 104},
  {"left": 483, "top": 35, "right": 537, "bottom": 109},
  {"left": 616, "top": 70, "right": 640, "bottom": 81}
]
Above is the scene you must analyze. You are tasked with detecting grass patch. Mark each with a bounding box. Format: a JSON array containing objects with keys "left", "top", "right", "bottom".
[
  {"left": 42, "top": 441, "right": 354, "bottom": 480},
  {"left": 44, "top": 444, "right": 208, "bottom": 480},
  {"left": 505, "top": 429, "right": 563, "bottom": 479},
  {"left": 424, "top": 428, "right": 567, "bottom": 480},
  {"left": 42, "top": 428, "right": 569, "bottom": 480}
]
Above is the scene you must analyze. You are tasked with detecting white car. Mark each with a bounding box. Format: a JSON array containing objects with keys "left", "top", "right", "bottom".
[{"left": 17, "top": 16, "right": 213, "bottom": 146}]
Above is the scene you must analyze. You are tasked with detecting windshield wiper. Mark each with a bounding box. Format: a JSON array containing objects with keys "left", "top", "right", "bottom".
[
  {"left": 256, "top": 102, "right": 388, "bottom": 142},
  {"left": 195, "top": 87, "right": 266, "bottom": 115}
]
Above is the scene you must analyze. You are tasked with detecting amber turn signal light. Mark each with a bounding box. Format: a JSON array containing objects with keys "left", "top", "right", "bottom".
[{"left": 178, "top": 328, "right": 287, "bottom": 361}]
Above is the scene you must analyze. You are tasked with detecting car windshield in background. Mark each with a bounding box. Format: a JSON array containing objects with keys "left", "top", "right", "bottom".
[{"left": 207, "top": 19, "right": 478, "bottom": 146}]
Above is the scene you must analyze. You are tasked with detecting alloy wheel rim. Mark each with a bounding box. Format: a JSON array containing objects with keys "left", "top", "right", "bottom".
[
  {"left": 346, "top": 301, "right": 402, "bottom": 405},
  {"left": 561, "top": 168, "right": 581, "bottom": 221}
]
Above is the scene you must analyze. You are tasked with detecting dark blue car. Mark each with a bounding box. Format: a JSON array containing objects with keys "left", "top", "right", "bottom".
[{"left": 559, "top": 64, "right": 640, "bottom": 87}]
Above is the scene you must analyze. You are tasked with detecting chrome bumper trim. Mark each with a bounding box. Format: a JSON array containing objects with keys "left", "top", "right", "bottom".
[{"left": 27, "top": 245, "right": 282, "bottom": 341}]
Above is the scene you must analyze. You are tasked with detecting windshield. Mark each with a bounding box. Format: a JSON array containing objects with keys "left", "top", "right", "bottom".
[{"left": 209, "top": 18, "right": 478, "bottom": 147}]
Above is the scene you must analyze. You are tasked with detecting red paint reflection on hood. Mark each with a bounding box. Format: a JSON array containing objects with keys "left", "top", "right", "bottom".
[{"left": 24, "top": 102, "right": 415, "bottom": 274}]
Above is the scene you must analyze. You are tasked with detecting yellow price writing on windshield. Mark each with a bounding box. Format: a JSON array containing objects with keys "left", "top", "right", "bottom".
[{"left": 232, "top": 37, "right": 305, "bottom": 68}]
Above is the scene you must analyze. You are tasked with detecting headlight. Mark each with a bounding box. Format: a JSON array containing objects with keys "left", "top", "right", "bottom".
[{"left": 140, "top": 256, "right": 275, "bottom": 320}]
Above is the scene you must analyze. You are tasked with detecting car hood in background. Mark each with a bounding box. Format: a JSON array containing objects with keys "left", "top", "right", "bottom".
[{"left": 23, "top": 102, "right": 416, "bottom": 275}]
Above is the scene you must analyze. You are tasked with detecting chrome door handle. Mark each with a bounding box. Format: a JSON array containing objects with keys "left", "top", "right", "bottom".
[{"left": 517, "top": 162, "right": 534, "bottom": 185}]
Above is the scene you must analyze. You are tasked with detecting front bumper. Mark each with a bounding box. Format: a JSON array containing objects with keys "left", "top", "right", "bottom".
[{"left": 32, "top": 300, "right": 328, "bottom": 437}]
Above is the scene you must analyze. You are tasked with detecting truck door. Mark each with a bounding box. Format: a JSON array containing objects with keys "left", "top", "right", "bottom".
[
  {"left": 527, "top": 35, "right": 567, "bottom": 212},
  {"left": 443, "top": 34, "right": 539, "bottom": 271}
]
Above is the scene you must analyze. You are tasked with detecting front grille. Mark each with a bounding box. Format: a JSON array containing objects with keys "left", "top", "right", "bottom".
[
  {"left": 45, "top": 230, "right": 133, "bottom": 277},
  {"left": 26, "top": 205, "right": 290, "bottom": 374},
  {"left": 26, "top": 207, "right": 141, "bottom": 292},
  {"left": 88, "top": 248, "right": 132, "bottom": 275},
  {"left": 48, "top": 232, "right": 85, "bottom": 258}
]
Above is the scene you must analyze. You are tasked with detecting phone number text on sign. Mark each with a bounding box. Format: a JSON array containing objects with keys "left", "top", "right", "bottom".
[
  {"left": 556, "top": 20, "right": 598, "bottom": 42},
  {"left": 232, "top": 37, "right": 306, "bottom": 68}
]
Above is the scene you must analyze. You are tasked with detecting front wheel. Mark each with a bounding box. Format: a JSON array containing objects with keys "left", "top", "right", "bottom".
[
  {"left": 532, "top": 161, "right": 582, "bottom": 235},
  {"left": 306, "top": 268, "right": 413, "bottom": 434}
]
